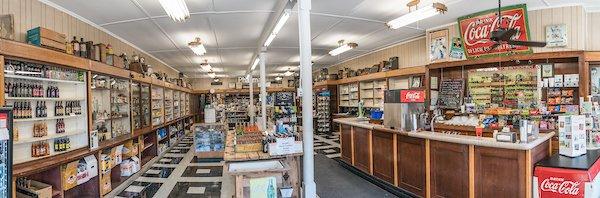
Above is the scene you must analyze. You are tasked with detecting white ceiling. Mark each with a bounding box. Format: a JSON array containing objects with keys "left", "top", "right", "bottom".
[{"left": 45, "top": 0, "right": 600, "bottom": 78}]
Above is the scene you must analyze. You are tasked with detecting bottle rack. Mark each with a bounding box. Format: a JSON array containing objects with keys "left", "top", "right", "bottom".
[
  {"left": 273, "top": 92, "right": 297, "bottom": 129},
  {"left": 316, "top": 91, "right": 331, "bottom": 134},
  {"left": 4, "top": 59, "right": 89, "bottom": 164},
  {"left": 151, "top": 86, "right": 164, "bottom": 126}
]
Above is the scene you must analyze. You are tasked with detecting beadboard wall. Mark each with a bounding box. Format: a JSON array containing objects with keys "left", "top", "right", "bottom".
[
  {"left": 327, "top": 5, "right": 596, "bottom": 75},
  {"left": 0, "top": 0, "right": 180, "bottom": 78},
  {"left": 191, "top": 77, "right": 294, "bottom": 90}
]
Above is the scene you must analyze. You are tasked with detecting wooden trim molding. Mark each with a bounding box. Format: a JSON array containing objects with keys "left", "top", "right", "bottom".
[
  {"left": 469, "top": 145, "right": 475, "bottom": 198},
  {"left": 0, "top": 39, "right": 89, "bottom": 70},
  {"left": 428, "top": 51, "right": 585, "bottom": 69}
]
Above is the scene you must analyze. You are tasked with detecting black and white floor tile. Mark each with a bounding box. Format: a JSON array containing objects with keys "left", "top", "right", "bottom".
[
  {"left": 314, "top": 131, "right": 341, "bottom": 159},
  {"left": 110, "top": 130, "right": 341, "bottom": 198}
]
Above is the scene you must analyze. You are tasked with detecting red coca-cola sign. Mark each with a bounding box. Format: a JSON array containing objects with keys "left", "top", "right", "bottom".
[
  {"left": 534, "top": 165, "right": 598, "bottom": 198},
  {"left": 400, "top": 90, "right": 425, "bottom": 103},
  {"left": 458, "top": 4, "right": 532, "bottom": 59}
]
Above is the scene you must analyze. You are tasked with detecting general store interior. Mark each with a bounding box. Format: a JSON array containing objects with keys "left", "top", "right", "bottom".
[{"left": 1, "top": 0, "right": 600, "bottom": 198}]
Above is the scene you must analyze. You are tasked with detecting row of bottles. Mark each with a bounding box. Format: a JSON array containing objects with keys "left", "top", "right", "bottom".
[
  {"left": 31, "top": 141, "right": 49, "bottom": 157},
  {"left": 14, "top": 102, "right": 32, "bottom": 119},
  {"left": 35, "top": 101, "right": 47, "bottom": 118},
  {"left": 53, "top": 137, "right": 71, "bottom": 152},
  {"left": 4, "top": 81, "right": 60, "bottom": 98},
  {"left": 54, "top": 101, "right": 82, "bottom": 116},
  {"left": 261, "top": 132, "right": 302, "bottom": 153},
  {"left": 56, "top": 119, "right": 65, "bottom": 133},
  {"left": 4, "top": 59, "right": 84, "bottom": 81}
]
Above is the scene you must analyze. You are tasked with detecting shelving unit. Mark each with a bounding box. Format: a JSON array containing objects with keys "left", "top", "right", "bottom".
[
  {"left": 359, "top": 80, "right": 386, "bottom": 108},
  {"left": 5, "top": 59, "right": 89, "bottom": 164},
  {"left": 151, "top": 86, "right": 164, "bottom": 126},
  {"left": 131, "top": 82, "right": 151, "bottom": 130},
  {"left": 110, "top": 77, "right": 131, "bottom": 140},
  {"left": 164, "top": 89, "right": 174, "bottom": 122},
  {"left": 173, "top": 91, "right": 181, "bottom": 119}
]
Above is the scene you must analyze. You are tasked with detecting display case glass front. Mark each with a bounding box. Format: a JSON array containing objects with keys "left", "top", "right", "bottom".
[
  {"left": 111, "top": 77, "right": 131, "bottom": 137},
  {"left": 92, "top": 74, "right": 111, "bottom": 142},
  {"left": 132, "top": 82, "right": 151, "bottom": 130},
  {"left": 151, "top": 86, "right": 164, "bottom": 126},
  {"left": 5, "top": 59, "right": 89, "bottom": 164},
  {"left": 164, "top": 89, "right": 173, "bottom": 122},
  {"left": 173, "top": 91, "right": 180, "bottom": 119}
]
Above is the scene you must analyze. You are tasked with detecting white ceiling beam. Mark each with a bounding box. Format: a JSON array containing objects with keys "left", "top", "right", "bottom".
[{"left": 99, "top": 10, "right": 275, "bottom": 27}]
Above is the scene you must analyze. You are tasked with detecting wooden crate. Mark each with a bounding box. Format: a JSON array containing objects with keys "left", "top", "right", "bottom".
[
  {"left": 26, "top": 27, "right": 66, "bottom": 52},
  {"left": 16, "top": 180, "right": 52, "bottom": 198}
]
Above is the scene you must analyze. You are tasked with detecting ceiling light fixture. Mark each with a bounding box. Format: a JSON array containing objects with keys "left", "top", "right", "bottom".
[
  {"left": 159, "top": 0, "right": 190, "bottom": 22},
  {"left": 251, "top": 58, "right": 260, "bottom": 71},
  {"left": 208, "top": 72, "right": 216, "bottom": 78},
  {"left": 387, "top": 1, "right": 447, "bottom": 29},
  {"left": 188, "top": 37, "right": 207, "bottom": 56},
  {"left": 264, "top": 9, "right": 291, "bottom": 47},
  {"left": 275, "top": 76, "right": 283, "bottom": 81},
  {"left": 213, "top": 78, "right": 220, "bottom": 82},
  {"left": 329, "top": 40, "right": 358, "bottom": 56},
  {"left": 284, "top": 68, "right": 294, "bottom": 76},
  {"left": 200, "top": 59, "right": 212, "bottom": 71}
]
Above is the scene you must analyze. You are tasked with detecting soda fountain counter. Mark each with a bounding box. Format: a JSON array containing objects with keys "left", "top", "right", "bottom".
[
  {"left": 334, "top": 117, "right": 554, "bottom": 198},
  {"left": 534, "top": 150, "right": 600, "bottom": 198}
]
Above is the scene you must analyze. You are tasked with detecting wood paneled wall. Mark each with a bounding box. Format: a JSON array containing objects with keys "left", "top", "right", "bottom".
[
  {"left": 587, "top": 12, "right": 600, "bottom": 50},
  {"left": 0, "top": 0, "right": 180, "bottom": 78},
  {"left": 327, "top": 5, "right": 595, "bottom": 74},
  {"left": 191, "top": 76, "right": 294, "bottom": 90},
  {"left": 328, "top": 37, "right": 428, "bottom": 73}
]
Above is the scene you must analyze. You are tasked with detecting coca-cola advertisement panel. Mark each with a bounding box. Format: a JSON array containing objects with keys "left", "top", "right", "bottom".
[
  {"left": 458, "top": 4, "right": 532, "bottom": 59},
  {"left": 535, "top": 166, "right": 590, "bottom": 198},
  {"left": 400, "top": 90, "right": 425, "bottom": 103}
]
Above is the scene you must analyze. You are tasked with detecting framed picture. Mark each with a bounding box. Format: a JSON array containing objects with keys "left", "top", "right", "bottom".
[
  {"left": 449, "top": 37, "right": 465, "bottom": 60},
  {"left": 429, "top": 29, "right": 449, "bottom": 62},
  {"left": 430, "top": 76, "right": 439, "bottom": 90},
  {"left": 546, "top": 24, "right": 567, "bottom": 47},
  {"left": 411, "top": 76, "right": 422, "bottom": 88},
  {"left": 541, "top": 64, "right": 554, "bottom": 78}
]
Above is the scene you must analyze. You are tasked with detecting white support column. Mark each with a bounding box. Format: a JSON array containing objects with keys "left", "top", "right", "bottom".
[
  {"left": 259, "top": 52, "right": 267, "bottom": 130},
  {"left": 298, "top": 0, "right": 316, "bottom": 197},
  {"left": 249, "top": 74, "right": 255, "bottom": 124}
]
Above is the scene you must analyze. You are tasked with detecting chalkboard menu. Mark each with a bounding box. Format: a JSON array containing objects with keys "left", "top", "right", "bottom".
[{"left": 437, "top": 79, "right": 464, "bottom": 109}]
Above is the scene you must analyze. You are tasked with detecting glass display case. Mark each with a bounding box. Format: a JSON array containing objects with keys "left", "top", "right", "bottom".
[
  {"left": 91, "top": 74, "right": 130, "bottom": 142},
  {"left": 173, "top": 91, "right": 180, "bottom": 119},
  {"left": 151, "top": 86, "right": 164, "bottom": 126},
  {"left": 5, "top": 59, "right": 89, "bottom": 164},
  {"left": 131, "top": 82, "right": 151, "bottom": 130},
  {"left": 110, "top": 78, "right": 130, "bottom": 138},
  {"left": 164, "top": 89, "right": 173, "bottom": 122}
]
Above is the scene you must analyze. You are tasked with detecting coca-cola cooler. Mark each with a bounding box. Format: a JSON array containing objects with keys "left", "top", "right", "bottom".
[{"left": 534, "top": 150, "right": 600, "bottom": 198}]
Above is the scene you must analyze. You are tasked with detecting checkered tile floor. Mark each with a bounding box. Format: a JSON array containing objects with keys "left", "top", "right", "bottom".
[{"left": 109, "top": 131, "right": 341, "bottom": 198}]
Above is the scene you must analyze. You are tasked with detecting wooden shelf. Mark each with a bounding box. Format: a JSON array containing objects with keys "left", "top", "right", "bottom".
[
  {"left": 4, "top": 74, "right": 85, "bottom": 84},
  {"left": 6, "top": 97, "right": 85, "bottom": 101},
  {"left": 15, "top": 130, "right": 86, "bottom": 145},
  {"left": 14, "top": 114, "right": 83, "bottom": 122}
]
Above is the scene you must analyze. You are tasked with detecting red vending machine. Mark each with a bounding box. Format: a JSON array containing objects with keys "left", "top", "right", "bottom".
[{"left": 534, "top": 150, "right": 600, "bottom": 198}]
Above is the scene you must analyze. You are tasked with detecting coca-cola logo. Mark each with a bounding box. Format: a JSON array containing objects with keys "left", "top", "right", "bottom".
[
  {"left": 540, "top": 177, "right": 581, "bottom": 195},
  {"left": 458, "top": 4, "right": 531, "bottom": 59},
  {"left": 400, "top": 90, "right": 425, "bottom": 103},
  {"left": 463, "top": 13, "right": 523, "bottom": 46}
]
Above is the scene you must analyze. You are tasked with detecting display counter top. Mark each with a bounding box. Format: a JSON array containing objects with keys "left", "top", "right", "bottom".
[
  {"left": 536, "top": 150, "right": 600, "bottom": 170},
  {"left": 334, "top": 117, "right": 555, "bottom": 150},
  {"left": 223, "top": 131, "right": 303, "bottom": 162}
]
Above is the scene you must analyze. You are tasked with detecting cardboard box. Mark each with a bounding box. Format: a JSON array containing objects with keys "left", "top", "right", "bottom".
[
  {"left": 61, "top": 160, "right": 79, "bottom": 191},
  {"left": 16, "top": 180, "right": 52, "bottom": 198},
  {"left": 78, "top": 155, "right": 98, "bottom": 185},
  {"left": 100, "top": 171, "right": 112, "bottom": 196}
]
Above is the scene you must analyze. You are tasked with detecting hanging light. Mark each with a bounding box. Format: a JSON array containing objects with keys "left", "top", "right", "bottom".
[
  {"left": 275, "top": 76, "right": 283, "bottom": 81},
  {"left": 251, "top": 58, "right": 260, "bottom": 71},
  {"left": 387, "top": 2, "right": 447, "bottom": 29},
  {"left": 213, "top": 78, "right": 220, "bottom": 82},
  {"left": 159, "top": 0, "right": 190, "bottom": 22},
  {"left": 329, "top": 40, "right": 358, "bottom": 56},
  {"left": 200, "top": 59, "right": 212, "bottom": 71},
  {"left": 284, "top": 68, "right": 294, "bottom": 76},
  {"left": 264, "top": 9, "right": 291, "bottom": 47},
  {"left": 208, "top": 72, "right": 216, "bottom": 78},
  {"left": 188, "top": 37, "right": 206, "bottom": 56}
]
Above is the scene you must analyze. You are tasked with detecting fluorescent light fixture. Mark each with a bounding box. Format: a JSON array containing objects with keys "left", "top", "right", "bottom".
[
  {"left": 284, "top": 70, "right": 294, "bottom": 76},
  {"left": 387, "top": 3, "right": 447, "bottom": 29},
  {"left": 329, "top": 42, "right": 358, "bottom": 56},
  {"left": 251, "top": 58, "right": 260, "bottom": 70},
  {"left": 159, "top": 0, "right": 190, "bottom": 22},
  {"left": 264, "top": 34, "right": 277, "bottom": 47},
  {"left": 188, "top": 37, "right": 206, "bottom": 56},
  {"left": 208, "top": 72, "right": 216, "bottom": 78},
  {"left": 263, "top": 9, "right": 290, "bottom": 47},
  {"left": 275, "top": 76, "right": 283, "bottom": 81}
]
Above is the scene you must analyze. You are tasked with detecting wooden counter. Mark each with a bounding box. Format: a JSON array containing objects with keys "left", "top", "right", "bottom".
[{"left": 334, "top": 118, "right": 552, "bottom": 198}]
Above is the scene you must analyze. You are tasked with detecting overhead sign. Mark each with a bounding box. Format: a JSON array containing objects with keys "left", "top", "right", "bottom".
[
  {"left": 400, "top": 90, "right": 425, "bottom": 103},
  {"left": 458, "top": 4, "right": 532, "bottom": 59}
]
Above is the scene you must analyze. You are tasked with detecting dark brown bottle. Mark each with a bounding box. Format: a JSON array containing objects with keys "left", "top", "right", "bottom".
[{"left": 71, "top": 36, "right": 80, "bottom": 57}]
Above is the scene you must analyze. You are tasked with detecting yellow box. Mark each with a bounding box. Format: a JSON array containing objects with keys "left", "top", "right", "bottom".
[
  {"left": 100, "top": 171, "right": 112, "bottom": 196},
  {"left": 61, "top": 160, "right": 78, "bottom": 191}
]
